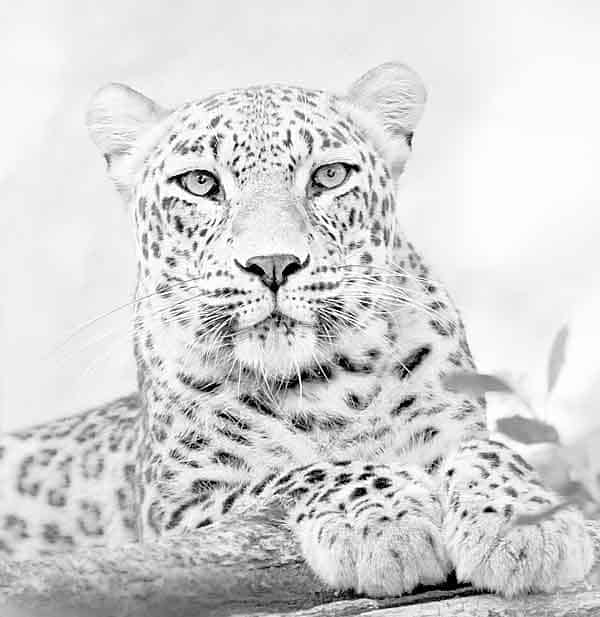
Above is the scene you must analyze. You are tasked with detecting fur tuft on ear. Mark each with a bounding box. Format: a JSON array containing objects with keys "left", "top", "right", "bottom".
[
  {"left": 86, "top": 83, "right": 169, "bottom": 198},
  {"left": 347, "top": 62, "right": 427, "bottom": 177}
]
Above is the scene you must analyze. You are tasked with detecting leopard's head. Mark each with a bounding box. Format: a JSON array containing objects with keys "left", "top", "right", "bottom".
[{"left": 87, "top": 63, "right": 426, "bottom": 382}]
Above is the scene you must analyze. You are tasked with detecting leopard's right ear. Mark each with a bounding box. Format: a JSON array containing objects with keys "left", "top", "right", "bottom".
[
  {"left": 347, "top": 63, "right": 426, "bottom": 179},
  {"left": 86, "top": 83, "right": 170, "bottom": 198}
]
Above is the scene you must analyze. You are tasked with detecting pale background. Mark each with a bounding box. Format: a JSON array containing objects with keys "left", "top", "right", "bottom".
[{"left": 1, "top": 1, "right": 599, "bottom": 441}]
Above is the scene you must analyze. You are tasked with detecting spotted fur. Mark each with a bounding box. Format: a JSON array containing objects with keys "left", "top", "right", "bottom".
[{"left": 0, "top": 63, "right": 592, "bottom": 596}]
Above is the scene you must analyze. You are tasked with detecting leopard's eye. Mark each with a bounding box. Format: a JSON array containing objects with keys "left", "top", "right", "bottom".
[
  {"left": 311, "top": 162, "right": 352, "bottom": 190},
  {"left": 174, "top": 170, "right": 220, "bottom": 198}
]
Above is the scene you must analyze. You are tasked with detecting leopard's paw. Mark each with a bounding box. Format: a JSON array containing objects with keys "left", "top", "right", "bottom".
[
  {"left": 354, "top": 511, "right": 451, "bottom": 596},
  {"left": 446, "top": 505, "right": 593, "bottom": 596},
  {"left": 294, "top": 502, "right": 451, "bottom": 596}
]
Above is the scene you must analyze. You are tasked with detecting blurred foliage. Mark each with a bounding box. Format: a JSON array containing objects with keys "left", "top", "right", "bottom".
[
  {"left": 495, "top": 415, "right": 559, "bottom": 444},
  {"left": 445, "top": 323, "right": 600, "bottom": 536}
]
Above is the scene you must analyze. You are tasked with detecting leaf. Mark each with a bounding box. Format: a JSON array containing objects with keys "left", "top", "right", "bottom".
[
  {"left": 442, "top": 371, "right": 514, "bottom": 397},
  {"left": 496, "top": 415, "right": 560, "bottom": 444},
  {"left": 547, "top": 324, "right": 569, "bottom": 395},
  {"left": 557, "top": 480, "right": 595, "bottom": 503},
  {"left": 514, "top": 481, "right": 594, "bottom": 526},
  {"left": 527, "top": 444, "right": 570, "bottom": 489},
  {"left": 513, "top": 501, "right": 573, "bottom": 526}
]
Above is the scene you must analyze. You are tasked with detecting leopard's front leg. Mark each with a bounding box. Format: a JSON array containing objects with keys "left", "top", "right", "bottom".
[
  {"left": 440, "top": 438, "right": 594, "bottom": 595},
  {"left": 265, "top": 461, "right": 452, "bottom": 597},
  {"left": 150, "top": 458, "right": 451, "bottom": 596}
]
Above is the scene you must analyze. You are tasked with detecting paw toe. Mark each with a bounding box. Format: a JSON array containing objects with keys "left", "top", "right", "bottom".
[
  {"left": 355, "top": 517, "right": 451, "bottom": 597},
  {"left": 299, "top": 517, "right": 358, "bottom": 590}
]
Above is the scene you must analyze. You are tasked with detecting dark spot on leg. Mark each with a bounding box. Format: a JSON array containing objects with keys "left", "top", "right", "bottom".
[
  {"left": 390, "top": 395, "right": 417, "bottom": 417},
  {"left": 395, "top": 346, "right": 431, "bottom": 379},
  {"left": 350, "top": 487, "right": 368, "bottom": 500},
  {"left": 373, "top": 477, "right": 392, "bottom": 490},
  {"left": 479, "top": 451, "right": 500, "bottom": 467},
  {"left": 196, "top": 517, "right": 212, "bottom": 528},
  {"left": 305, "top": 469, "right": 327, "bottom": 484},
  {"left": 221, "top": 484, "right": 248, "bottom": 515}
]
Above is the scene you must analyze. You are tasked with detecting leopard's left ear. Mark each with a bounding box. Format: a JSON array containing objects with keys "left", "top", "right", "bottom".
[
  {"left": 86, "top": 83, "right": 170, "bottom": 199},
  {"left": 347, "top": 62, "right": 426, "bottom": 177}
]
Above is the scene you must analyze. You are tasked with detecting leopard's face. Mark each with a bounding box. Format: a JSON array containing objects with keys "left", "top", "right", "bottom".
[{"left": 88, "top": 64, "right": 425, "bottom": 381}]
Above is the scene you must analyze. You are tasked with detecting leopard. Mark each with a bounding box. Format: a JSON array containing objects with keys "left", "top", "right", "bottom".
[{"left": 0, "top": 62, "right": 593, "bottom": 598}]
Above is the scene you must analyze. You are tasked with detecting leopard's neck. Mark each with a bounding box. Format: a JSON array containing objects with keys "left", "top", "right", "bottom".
[
  {"left": 131, "top": 240, "right": 468, "bottom": 463},
  {"left": 134, "top": 292, "right": 394, "bottom": 443}
]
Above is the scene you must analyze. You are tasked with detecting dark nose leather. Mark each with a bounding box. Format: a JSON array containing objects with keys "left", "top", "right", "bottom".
[{"left": 237, "top": 253, "right": 309, "bottom": 292}]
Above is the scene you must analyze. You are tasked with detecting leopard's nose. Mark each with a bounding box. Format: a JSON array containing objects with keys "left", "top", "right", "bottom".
[{"left": 235, "top": 253, "right": 309, "bottom": 292}]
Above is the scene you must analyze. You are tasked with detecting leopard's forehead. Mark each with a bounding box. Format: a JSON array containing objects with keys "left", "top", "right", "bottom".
[
  {"left": 156, "top": 85, "right": 371, "bottom": 167},
  {"left": 175, "top": 85, "right": 343, "bottom": 132}
]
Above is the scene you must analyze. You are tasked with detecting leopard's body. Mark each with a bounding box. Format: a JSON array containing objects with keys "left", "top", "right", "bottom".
[{"left": 0, "top": 63, "right": 593, "bottom": 596}]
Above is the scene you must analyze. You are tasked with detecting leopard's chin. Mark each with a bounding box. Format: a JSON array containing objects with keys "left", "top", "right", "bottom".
[{"left": 232, "top": 313, "right": 320, "bottom": 379}]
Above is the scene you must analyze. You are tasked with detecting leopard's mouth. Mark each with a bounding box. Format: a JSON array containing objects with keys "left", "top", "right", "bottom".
[
  {"left": 259, "top": 309, "right": 312, "bottom": 330},
  {"left": 231, "top": 310, "right": 320, "bottom": 378},
  {"left": 234, "top": 308, "right": 313, "bottom": 334}
]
